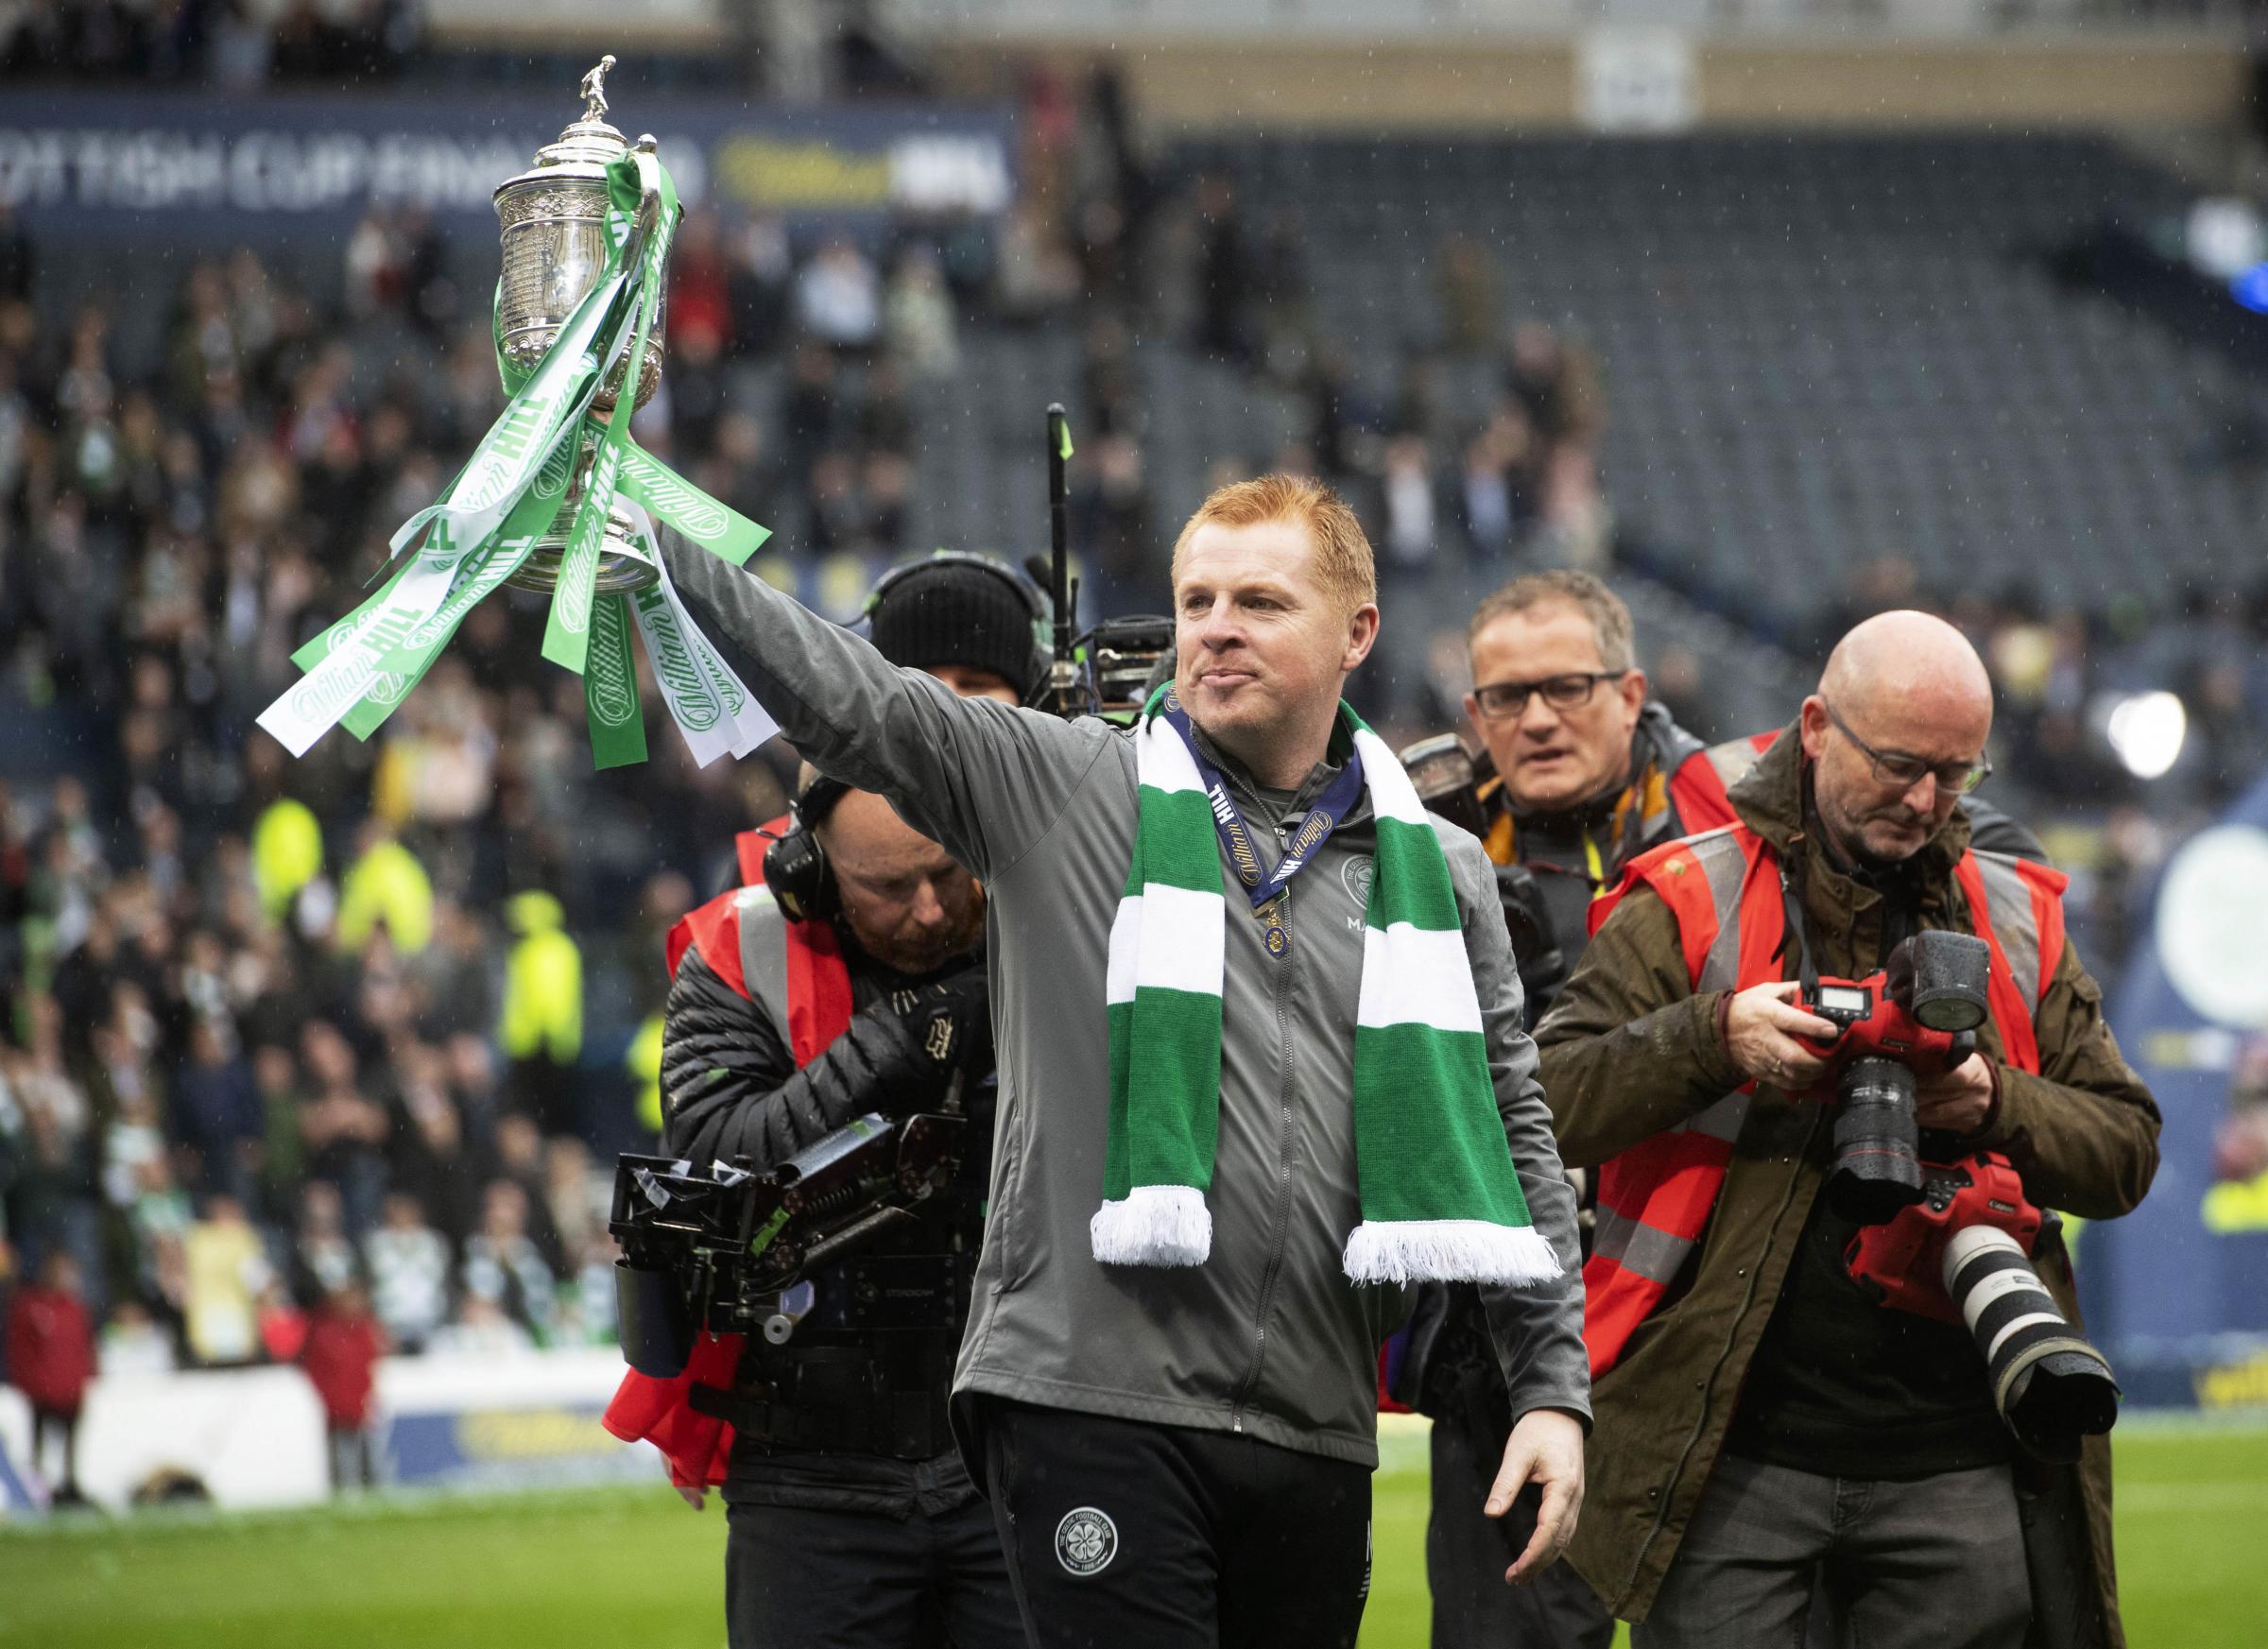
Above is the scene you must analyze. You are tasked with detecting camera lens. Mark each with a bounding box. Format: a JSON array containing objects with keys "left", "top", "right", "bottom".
[
  {"left": 1899, "top": 931, "right": 1992, "bottom": 1034},
  {"left": 1826, "top": 1056, "right": 1926, "bottom": 1224},
  {"left": 1942, "top": 1226, "right": 2119, "bottom": 1463}
]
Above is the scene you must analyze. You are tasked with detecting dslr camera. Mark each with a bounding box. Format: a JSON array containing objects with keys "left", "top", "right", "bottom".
[
  {"left": 1796, "top": 928, "right": 2120, "bottom": 1463},
  {"left": 610, "top": 1111, "right": 963, "bottom": 1380}
]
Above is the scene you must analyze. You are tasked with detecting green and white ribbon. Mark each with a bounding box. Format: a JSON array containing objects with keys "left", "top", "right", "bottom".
[
  {"left": 258, "top": 146, "right": 777, "bottom": 771},
  {"left": 584, "top": 593, "right": 647, "bottom": 770},
  {"left": 1095, "top": 694, "right": 1563, "bottom": 1287},
  {"left": 624, "top": 503, "right": 777, "bottom": 764},
  {"left": 618, "top": 445, "right": 768, "bottom": 568}
]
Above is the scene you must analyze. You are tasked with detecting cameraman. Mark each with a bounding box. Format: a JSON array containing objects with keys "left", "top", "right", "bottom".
[
  {"left": 653, "top": 770, "right": 1018, "bottom": 1649},
  {"left": 1532, "top": 611, "right": 2158, "bottom": 1649},
  {"left": 1409, "top": 573, "right": 2048, "bottom": 1649},
  {"left": 632, "top": 550, "right": 1049, "bottom": 1649}
]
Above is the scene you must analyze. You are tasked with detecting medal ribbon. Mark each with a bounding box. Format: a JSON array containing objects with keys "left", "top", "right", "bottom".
[{"left": 1160, "top": 691, "right": 1366, "bottom": 957}]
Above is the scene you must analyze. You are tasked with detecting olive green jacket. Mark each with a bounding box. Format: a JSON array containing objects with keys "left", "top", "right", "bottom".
[{"left": 1534, "top": 726, "right": 2159, "bottom": 1644}]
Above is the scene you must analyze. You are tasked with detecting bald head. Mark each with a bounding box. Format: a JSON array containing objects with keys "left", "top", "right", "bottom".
[
  {"left": 1819, "top": 610, "right": 1993, "bottom": 730},
  {"left": 1800, "top": 610, "right": 1994, "bottom": 867},
  {"left": 815, "top": 788, "right": 986, "bottom": 975}
]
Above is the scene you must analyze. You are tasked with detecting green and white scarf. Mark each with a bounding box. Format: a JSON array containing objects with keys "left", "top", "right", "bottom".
[{"left": 1094, "top": 693, "right": 1564, "bottom": 1287}]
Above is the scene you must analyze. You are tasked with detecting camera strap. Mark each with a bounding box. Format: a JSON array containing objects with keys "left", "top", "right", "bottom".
[
  {"left": 1778, "top": 839, "right": 1919, "bottom": 988},
  {"left": 1161, "top": 695, "right": 1366, "bottom": 959},
  {"left": 1778, "top": 852, "right": 1820, "bottom": 998}
]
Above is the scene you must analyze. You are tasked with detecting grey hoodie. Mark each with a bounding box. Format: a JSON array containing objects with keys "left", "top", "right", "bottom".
[{"left": 659, "top": 530, "right": 1589, "bottom": 1470}]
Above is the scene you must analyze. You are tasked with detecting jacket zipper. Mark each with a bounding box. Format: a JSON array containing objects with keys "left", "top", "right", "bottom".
[{"left": 1229, "top": 816, "right": 1300, "bottom": 1434}]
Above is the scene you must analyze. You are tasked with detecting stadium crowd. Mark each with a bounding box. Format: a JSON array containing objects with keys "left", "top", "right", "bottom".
[
  {"left": 0, "top": 0, "right": 425, "bottom": 87},
  {"left": 0, "top": 66, "right": 2258, "bottom": 1506}
]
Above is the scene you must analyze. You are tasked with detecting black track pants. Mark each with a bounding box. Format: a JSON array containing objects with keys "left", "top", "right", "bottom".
[
  {"left": 980, "top": 1400, "right": 1374, "bottom": 1649},
  {"left": 726, "top": 1495, "right": 1027, "bottom": 1649}
]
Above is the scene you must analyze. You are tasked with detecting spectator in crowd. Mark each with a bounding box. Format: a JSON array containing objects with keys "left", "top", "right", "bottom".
[
  {"left": 365, "top": 1191, "right": 450, "bottom": 1353},
  {"left": 99, "top": 1297, "right": 176, "bottom": 1377},
  {"left": 5, "top": 1250, "right": 95, "bottom": 1503},
  {"left": 301, "top": 1281, "right": 387, "bottom": 1493},
  {"left": 297, "top": 1022, "right": 389, "bottom": 1238},
  {"left": 182, "top": 1194, "right": 270, "bottom": 1366},
  {"left": 290, "top": 1179, "right": 362, "bottom": 1304},
  {"left": 461, "top": 1178, "right": 557, "bottom": 1343},
  {"left": 885, "top": 246, "right": 960, "bottom": 382},
  {"left": 794, "top": 236, "right": 882, "bottom": 351},
  {"left": 173, "top": 1017, "right": 262, "bottom": 1203},
  {"left": 497, "top": 892, "right": 582, "bottom": 1137}
]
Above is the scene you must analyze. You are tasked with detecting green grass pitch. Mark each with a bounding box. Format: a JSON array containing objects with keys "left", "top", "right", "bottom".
[{"left": 3, "top": 1417, "right": 2261, "bottom": 1647}]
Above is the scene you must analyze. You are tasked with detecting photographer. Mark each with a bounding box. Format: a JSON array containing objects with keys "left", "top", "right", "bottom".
[
  {"left": 1409, "top": 572, "right": 2049, "bottom": 1649},
  {"left": 652, "top": 475, "right": 1587, "bottom": 1649},
  {"left": 1533, "top": 611, "right": 2158, "bottom": 1649}
]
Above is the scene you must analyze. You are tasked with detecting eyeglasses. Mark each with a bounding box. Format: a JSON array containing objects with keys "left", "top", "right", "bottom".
[
  {"left": 1471, "top": 671, "right": 1628, "bottom": 720},
  {"left": 1823, "top": 698, "right": 1992, "bottom": 795}
]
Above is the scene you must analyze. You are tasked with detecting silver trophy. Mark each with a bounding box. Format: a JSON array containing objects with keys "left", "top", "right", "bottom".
[{"left": 492, "top": 56, "right": 674, "bottom": 594}]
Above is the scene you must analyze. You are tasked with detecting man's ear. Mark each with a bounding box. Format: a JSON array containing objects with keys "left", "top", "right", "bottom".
[
  {"left": 1618, "top": 668, "right": 1649, "bottom": 718},
  {"left": 1342, "top": 604, "right": 1381, "bottom": 673},
  {"left": 1463, "top": 691, "right": 1486, "bottom": 747},
  {"left": 1797, "top": 695, "right": 1830, "bottom": 761}
]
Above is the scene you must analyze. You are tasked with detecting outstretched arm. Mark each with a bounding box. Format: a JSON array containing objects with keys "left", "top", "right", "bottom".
[{"left": 657, "top": 528, "right": 1114, "bottom": 880}]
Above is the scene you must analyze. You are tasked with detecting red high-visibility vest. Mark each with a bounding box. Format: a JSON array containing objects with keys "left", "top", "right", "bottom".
[
  {"left": 1665, "top": 731, "right": 1777, "bottom": 835},
  {"left": 732, "top": 814, "right": 792, "bottom": 890},
  {"left": 604, "top": 885, "right": 855, "bottom": 1487},
  {"left": 1579, "top": 824, "right": 2067, "bottom": 1379}
]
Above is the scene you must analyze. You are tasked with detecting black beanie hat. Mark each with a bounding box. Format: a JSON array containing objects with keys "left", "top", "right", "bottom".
[{"left": 868, "top": 557, "right": 1040, "bottom": 700}]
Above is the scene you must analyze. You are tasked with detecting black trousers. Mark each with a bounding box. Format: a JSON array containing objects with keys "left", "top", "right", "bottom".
[
  {"left": 726, "top": 1495, "right": 1027, "bottom": 1649},
  {"left": 1426, "top": 1384, "right": 1614, "bottom": 1649},
  {"left": 980, "top": 1400, "right": 1373, "bottom": 1649}
]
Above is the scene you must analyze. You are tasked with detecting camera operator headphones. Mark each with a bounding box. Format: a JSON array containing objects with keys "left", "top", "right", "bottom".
[
  {"left": 763, "top": 772, "right": 855, "bottom": 924},
  {"left": 863, "top": 551, "right": 1052, "bottom": 708}
]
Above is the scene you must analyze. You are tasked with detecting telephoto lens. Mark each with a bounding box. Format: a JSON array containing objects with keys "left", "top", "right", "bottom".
[
  {"left": 1826, "top": 1056, "right": 1926, "bottom": 1223},
  {"left": 1943, "top": 1225, "right": 2120, "bottom": 1463}
]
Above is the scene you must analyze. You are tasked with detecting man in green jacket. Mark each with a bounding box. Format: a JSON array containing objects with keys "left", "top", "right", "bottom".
[{"left": 1535, "top": 610, "right": 2157, "bottom": 1649}]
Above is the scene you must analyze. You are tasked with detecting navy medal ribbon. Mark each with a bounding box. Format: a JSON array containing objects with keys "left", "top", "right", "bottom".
[{"left": 1160, "top": 691, "right": 1365, "bottom": 958}]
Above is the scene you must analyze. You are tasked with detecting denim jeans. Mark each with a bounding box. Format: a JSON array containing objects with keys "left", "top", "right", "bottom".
[{"left": 1634, "top": 1453, "right": 2029, "bottom": 1649}]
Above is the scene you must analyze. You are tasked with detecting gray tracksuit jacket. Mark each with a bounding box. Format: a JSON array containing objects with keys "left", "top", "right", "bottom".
[{"left": 659, "top": 530, "right": 1589, "bottom": 1471}]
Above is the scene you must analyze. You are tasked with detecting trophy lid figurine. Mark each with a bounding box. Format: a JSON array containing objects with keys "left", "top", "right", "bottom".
[{"left": 255, "top": 58, "right": 778, "bottom": 773}]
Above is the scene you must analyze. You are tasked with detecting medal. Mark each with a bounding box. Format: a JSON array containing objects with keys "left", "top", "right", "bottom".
[{"left": 1161, "top": 692, "right": 1362, "bottom": 964}]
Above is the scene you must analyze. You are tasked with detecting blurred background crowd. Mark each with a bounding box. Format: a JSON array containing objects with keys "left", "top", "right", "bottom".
[{"left": 2, "top": 8, "right": 2266, "bottom": 1426}]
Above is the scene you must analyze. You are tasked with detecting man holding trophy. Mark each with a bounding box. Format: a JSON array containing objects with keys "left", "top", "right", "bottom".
[
  {"left": 652, "top": 476, "right": 1589, "bottom": 1648},
  {"left": 255, "top": 62, "right": 1589, "bottom": 1649}
]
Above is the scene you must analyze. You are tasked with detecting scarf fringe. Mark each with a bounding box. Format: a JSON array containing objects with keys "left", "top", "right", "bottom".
[
  {"left": 1341, "top": 1220, "right": 1563, "bottom": 1287},
  {"left": 1091, "top": 1185, "right": 1212, "bottom": 1267}
]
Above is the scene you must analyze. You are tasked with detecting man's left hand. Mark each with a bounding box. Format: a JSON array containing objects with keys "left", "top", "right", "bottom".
[
  {"left": 1915, "top": 1052, "right": 1996, "bottom": 1135},
  {"left": 1485, "top": 1407, "right": 1586, "bottom": 1586}
]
